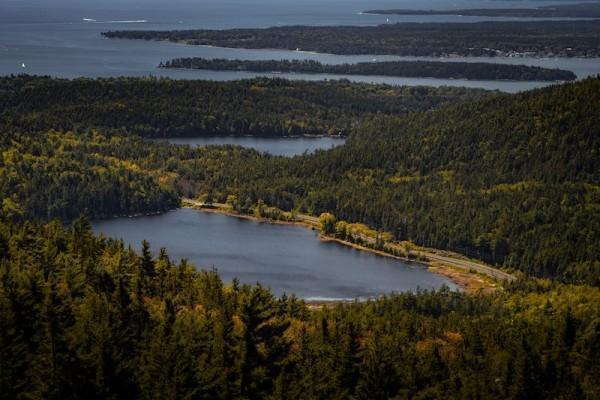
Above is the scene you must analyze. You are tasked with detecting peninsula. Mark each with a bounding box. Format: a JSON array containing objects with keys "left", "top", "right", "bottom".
[
  {"left": 102, "top": 20, "right": 600, "bottom": 57},
  {"left": 161, "top": 57, "right": 576, "bottom": 81}
]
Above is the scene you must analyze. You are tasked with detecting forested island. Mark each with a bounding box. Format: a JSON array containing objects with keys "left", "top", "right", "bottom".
[
  {"left": 161, "top": 57, "right": 576, "bottom": 81},
  {"left": 102, "top": 20, "right": 600, "bottom": 57},
  {"left": 364, "top": 2, "right": 600, "bottom": 18}
]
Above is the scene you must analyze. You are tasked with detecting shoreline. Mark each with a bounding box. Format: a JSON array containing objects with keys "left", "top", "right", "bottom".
[
  {"left": 160, "top": 65, "right": 573, "bottom": 83},
  {"left": 108, "top": 36, "right": 599, "bottom": 60},
  {"left": 182, "top": 200, "right": 513, "bottom": 294}
]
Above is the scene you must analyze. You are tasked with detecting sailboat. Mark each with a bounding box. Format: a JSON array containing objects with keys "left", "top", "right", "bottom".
[{"left": 21, "top": 63, "right": 26, "bottom": 68}]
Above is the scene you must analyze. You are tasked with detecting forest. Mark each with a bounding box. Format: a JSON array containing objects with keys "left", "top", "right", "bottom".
[
  {"left": 0, "top": 75, "right": 486, "bottom": 138},
  {"left": 1, "top": 75, "right": 598, "bottom": 285},
  {"left": 364, "top": 2, "right": 600, "bottom": 18},
  {"left": 103, "top": 20, "right": 600, "bottom": 57},
  {"left": 161, "top": 58, "right": 576, "bottom": 82},
  {"left": 1, "top": 73, "right": 599, "bottom": 398},
  {"left": 0, "top": 218, "right": 598, "bottom": 399}
]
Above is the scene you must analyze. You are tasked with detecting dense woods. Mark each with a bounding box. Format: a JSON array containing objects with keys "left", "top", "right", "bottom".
[
  {"left": 0, "top": 219, "right": 598, "bottom": 399},
  {"left": 1, "top": 75, "right": 599, "bottom": 399},
  {"left": 0, "top": 131, "right": 179, "bottom": 221},
  {"left": 162, "top": 58, "right": 576, "bottom": 82},
  {"left": 103, "top": 20, "right": 600, "bottom": 57}
]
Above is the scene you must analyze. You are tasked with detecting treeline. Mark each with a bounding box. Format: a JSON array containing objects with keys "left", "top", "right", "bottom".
[
  {"left": 103, "top": 20, "right": 600, "bottom": 57},
  {"left": 162, "top": 57, "right": 576, "bottom": 82},
  {"left": 0, "top": 75, "right": 488, "bottom": 138},
  {"left": 364, "top": 2, "right": 600, "bottom": 18},
  {"left": 1, "top": 218, "right": 599, "bottom": 399}
]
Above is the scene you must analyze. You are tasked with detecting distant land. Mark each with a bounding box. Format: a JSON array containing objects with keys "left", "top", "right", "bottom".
[
  {"left": 102, "top": 20, "right": 600, "bottom": 58},
  {"left": 161, "top": 57, "right": 577, "bottom": 81},
  {"left": 364, "top": 2, "right": 600, "bottom": 18}
]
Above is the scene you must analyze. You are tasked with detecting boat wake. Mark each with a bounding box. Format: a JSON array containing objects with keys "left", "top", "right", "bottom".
[{"left": 83, "top": 18, "right": 147, "bottom": 24}]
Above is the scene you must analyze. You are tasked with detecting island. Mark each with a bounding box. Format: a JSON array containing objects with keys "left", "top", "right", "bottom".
[
  {"left": 102, "top": 20, "right": 600, "bottom": 57},
  {"left": 364, "top": 2, "right": 600, "bottom": 18},
  {"left": 160, "top": 57, "right": 577, "bottom": 81}
]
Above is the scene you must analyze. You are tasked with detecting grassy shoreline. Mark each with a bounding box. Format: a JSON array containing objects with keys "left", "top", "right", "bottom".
[{"left": 181, "top": 199, "right": 512, "bottom": 294}]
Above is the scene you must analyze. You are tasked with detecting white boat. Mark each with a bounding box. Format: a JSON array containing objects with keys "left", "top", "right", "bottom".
[{"left": 21, "top": 63, "right": 26, "bottom": 68}]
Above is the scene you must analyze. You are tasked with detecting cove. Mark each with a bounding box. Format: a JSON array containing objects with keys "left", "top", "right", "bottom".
[
  {"left": 154, "top": 136, "right": 345, "bottom": 157},
  {"left": 92, "top": 208, "right": 456, "bottom": 300}
]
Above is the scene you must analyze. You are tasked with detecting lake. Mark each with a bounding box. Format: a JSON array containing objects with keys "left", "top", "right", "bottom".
[
  {"left": 92, "top": 208, "right": 456, "bottom": 300},
  {"left": 154, "top": 136, "right": 345, "bottom": 157},
  {"left": 2, "top": 0, "right": 599, "bottom": 92}
]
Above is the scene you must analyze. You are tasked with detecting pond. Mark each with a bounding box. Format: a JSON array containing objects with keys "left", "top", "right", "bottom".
[
  {"left": 93, "top": 208, "right": 456, "bottom": 300},
  {"left": 154, "top": 136, "right": 345, "bottom": 157}
]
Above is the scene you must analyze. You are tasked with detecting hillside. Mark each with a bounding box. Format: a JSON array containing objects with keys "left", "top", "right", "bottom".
[
  {"left": 0, "top": 219, "right": 598, "bottom": 399},
  {"left": 0, "top": 76, "right": 598, "bottom": 284},
  {"left": 0, "top": 76, "right": 487, "bottom": 137}
]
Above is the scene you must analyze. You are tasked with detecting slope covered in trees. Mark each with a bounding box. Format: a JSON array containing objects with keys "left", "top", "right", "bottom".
[
  {"left": 204, "top": 78, "right": 600, "bottom": 284},
  {"left": 161, "top": 57, "right": 576, "bottom": 81},
  {"left": 0, "top": 76, "right": 598, "bottom": 284},
  {"left": 0, "top": 131, "right": 180, "bottom": 221},
  {"left": 103, "top": 20, "right": 600, "bottom": 57},
  {"left": 1, "top": 218, "right": 598, "bottom": 399},
  {"left": 364, "top": 2, "right": 600, "bottom": 18},
  {"left": 0, "top": 75, "right": 487, "bottom": 138}
]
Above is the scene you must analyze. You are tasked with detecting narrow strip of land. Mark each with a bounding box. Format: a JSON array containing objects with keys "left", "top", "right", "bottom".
[
  {"left": 181, "top": 198, "right": 516, "bottom": 292},
  {"left": 161, "top": 57, "right": 576, "bottom": 82},
  {"left": 364, "top": 3, "right": 600, "bottom": 18}
]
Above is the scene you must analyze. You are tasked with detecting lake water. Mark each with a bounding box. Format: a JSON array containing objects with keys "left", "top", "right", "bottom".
[
  {"left": 155, "top": 136, "right": 345, "bottom": 157},
  {"left": 2, "top": 0, "right": 599, "bottom": 92},
  {"left": 92, "top": 208, "right": 456, "bottom": 300}
]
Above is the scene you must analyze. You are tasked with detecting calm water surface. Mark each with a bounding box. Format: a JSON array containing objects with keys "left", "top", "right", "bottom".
[
  {"left": 156, "top": 136, "right": 345, "bottom": 157},
  {"left": 2, "top": 0, "right": 599, "bottom": 92},
  {"left": 93, "top": 208, "right": 456, "bottom": 300}
]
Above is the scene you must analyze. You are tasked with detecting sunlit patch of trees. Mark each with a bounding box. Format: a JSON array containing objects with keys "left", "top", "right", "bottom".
[{"left": 0, "top": 218, "right": 598, "bottom": 399}]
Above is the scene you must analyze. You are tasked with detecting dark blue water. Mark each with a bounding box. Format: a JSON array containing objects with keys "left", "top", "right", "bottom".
[
  {"left": 2, "top": 0, "right": 599, "bottom": 92},
  {"left": 155, "top": 136, "right": 345, "bottom": 157},
  {"left": 93, "top": 208, "right": 456, "bottom": 299}
]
